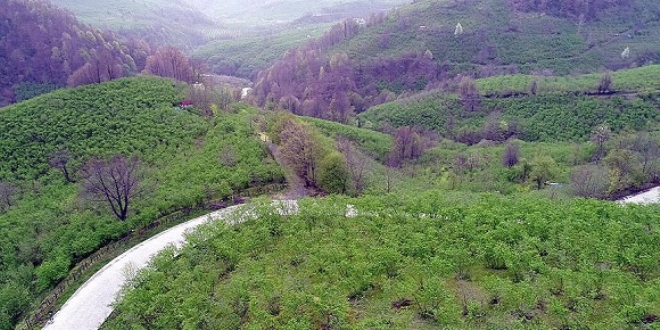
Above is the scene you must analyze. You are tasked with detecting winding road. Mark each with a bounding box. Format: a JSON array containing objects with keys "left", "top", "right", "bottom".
[
  {"left": 41, "top": 187, "right": 657, "bottom": 330},
  {"left": 42, "top": 205, "right": 249, "bottom": 330}
]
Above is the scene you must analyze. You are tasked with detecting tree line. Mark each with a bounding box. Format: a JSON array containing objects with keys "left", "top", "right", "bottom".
[{"left": 0, "top": 0, "right": 205, "bottom": 106}]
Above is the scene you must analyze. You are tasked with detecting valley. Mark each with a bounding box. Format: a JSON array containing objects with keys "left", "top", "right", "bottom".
[{"left": 2, "top": 0, "right": 660, "bottom": 329}]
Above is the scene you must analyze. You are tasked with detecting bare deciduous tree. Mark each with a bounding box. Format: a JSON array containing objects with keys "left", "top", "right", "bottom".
[
  {"left": 336, "top": 137, "right": 368, "bottom": 196},
  {"left": 458, "top": 76, "right": 481, "bottom": 112},
  {"left": 597, "top": 71, "right": 613, "bottom": 93},
  {"left": 569, "top": 165, "right": 609, "bottom": 199},
  {"left": 81, "top": 155, "right": 141, "bottom": 221},
  {"left": 49, "top": 149, "right": 75, "bottom": 183},
  {"left": 627, "top": 133, "right": 660, "bottom": 179},
  {"left": 388, "top": 126, "right": 423, "bottom": 167},
  {"left": 529, "top": 79, "right": 538, "bottom": 95},
  {"left": 502, "top": 141, "right": 520, "bottom": 168},
  {"left": 278, "top": 119, "right": 321, "bottom": 187},
  {"left": 590, "top": 124, "right": 611, "bottom": 162},
  {"left": 454, "top": 152, "right": 482, "bottom": 176},
  {"left": 0, "top": 181, "right": 17, "bottom": 212},
  {"left": 143, "top": 46, "right": 194, "bottom": 83}
]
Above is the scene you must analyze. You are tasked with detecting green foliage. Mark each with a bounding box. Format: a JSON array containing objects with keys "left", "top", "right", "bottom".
[
  {"left": 360, "top": 68, "right": 660, "bottom": 143},
  {"left": 194, "top": 24, "right": 330, "bottom": 78},
  {"left": 49, "top": 0, "right": 220, "bottom": 48},
  {"left": 529, "top": 155, "right": 559, "bottom": 189},
  {"left": 330, "top": 0, "right": 660, "bottom": 76},
  {"left": 0, "top": 78, "right": 283, "bottom": 329},
  {"left": 104, "top": 193, "right": 660, "bottom": 329},
  {"left": 318, "top": 152, "right": 349, "bottom": 194},
  {"left": 302, "top": 116, "right": 393, "bottom": 161},
  {"left": 12, "top": 82, "right": 63, "bottom": 102},
  {"left": 0, "top": 77, "right": 205, "bottom": 181},
  {"left": 475, "top": 65, "right": 660, "bottom": 96}
]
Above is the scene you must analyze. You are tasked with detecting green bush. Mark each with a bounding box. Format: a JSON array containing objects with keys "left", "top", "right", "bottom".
[
  {"left": 104, "top": 193, "right": 660, "bottom": 329},
  {"left": 0, "top": 78, "right": 283, "bottom": 329}
]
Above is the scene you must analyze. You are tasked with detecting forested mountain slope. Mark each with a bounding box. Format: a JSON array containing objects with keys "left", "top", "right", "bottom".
[
  {"left": 249, "top": 0, "right": 660, "bottom": 120},
  {"left": 0, "top": 77, "right": 282, "bottom": 329},
  {"left": 0, "top": 0, "right": 148, "bottom": 106}
]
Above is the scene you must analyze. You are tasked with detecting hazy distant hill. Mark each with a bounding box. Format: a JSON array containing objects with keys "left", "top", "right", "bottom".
[
  {"left": 48, "top": 0, "right": 223, "bottom": 48},
  {"left": 185, "top": 0, "right": 410, "bottom": 28},
  {"left": 47, "top": 0, "right": 410, "bottom": 48},
  {"left": 190, "top": 0, "right": 411, "bottom": 79},
  {"left": 0, "top": 0, "right": 147, "bottom": 106},
  {"left": 249, "top": 0, "right": 660, "bottom": 120}
]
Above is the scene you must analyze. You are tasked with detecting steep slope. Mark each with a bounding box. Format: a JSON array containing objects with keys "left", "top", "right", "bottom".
[
  {"left": 250, "top": 0, "right": 660, "bottom": 120},
  {"left": 0, "top": 78, "right": 283, "bottom": 329},
  {"left": 192, "top": 0, "right": 411, "bottom": 79},
  {"left": 0, "top": 0, "right": 147, "bottom": 106},
  {"left": 193, "top": 24, "right": 331, "bottom": 79},
  {"left": 330, "top": 0, "right": 660, "bottom": 74}
]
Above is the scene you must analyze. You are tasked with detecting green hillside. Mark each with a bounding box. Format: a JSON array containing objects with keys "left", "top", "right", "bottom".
[
  {"left": 359, "top": 65, "right": 660, "bottom": 143},
  {"left": 103, "top": 193, "right": 660, "bottom": 329},
  {"left": 8, "top": 1, "right": 660, "bottom": 329},
  {"left": 248, "top": 0, "right": 660, "bottom": 124},
  {"left": 193, "top": 24, "right": 331, "bottom": 78},
  {"left": 332, "top": 0, "right": 660, "bottom": 75},
  {"left": 0, "top": 77, "right": 283, "bottom": 329}
]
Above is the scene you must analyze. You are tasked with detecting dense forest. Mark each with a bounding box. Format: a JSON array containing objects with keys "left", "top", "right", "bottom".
[
  {"left": 0, "top": 0, "right": 152, "bottom": 106},
  {"left": 510, "top": 0, "right": 634, "bottom": 19},
  {"left": 48, "top": 0, "right": 220, "bottom": 49}
]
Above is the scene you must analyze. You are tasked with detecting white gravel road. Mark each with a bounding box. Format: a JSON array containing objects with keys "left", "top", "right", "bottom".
[
  {"left": 618, "top": 187, "right": 660, "bottom": 205},
  {"left": 43, "top": 204, "right": 246, "bottom": 330}
]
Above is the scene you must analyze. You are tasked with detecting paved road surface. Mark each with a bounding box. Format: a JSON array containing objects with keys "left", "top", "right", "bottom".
[{"left": 43, "top": 205, "right": 245, "bottom": 330}]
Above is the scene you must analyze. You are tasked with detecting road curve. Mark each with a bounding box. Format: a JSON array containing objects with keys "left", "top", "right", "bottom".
[
  {"left": 43, "top": 205, "right": 247, "bottom": 330},
  {"left": 40, "top": 189, "right": 655, "bottom": 330}
]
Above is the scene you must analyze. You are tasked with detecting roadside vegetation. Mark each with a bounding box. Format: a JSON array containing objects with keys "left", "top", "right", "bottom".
[
  {"left": 103, "top": 193, "right": 660, "bottom": 329},
  {"left": 0, "top": 77, "right": 283, "bottom": 329}
]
